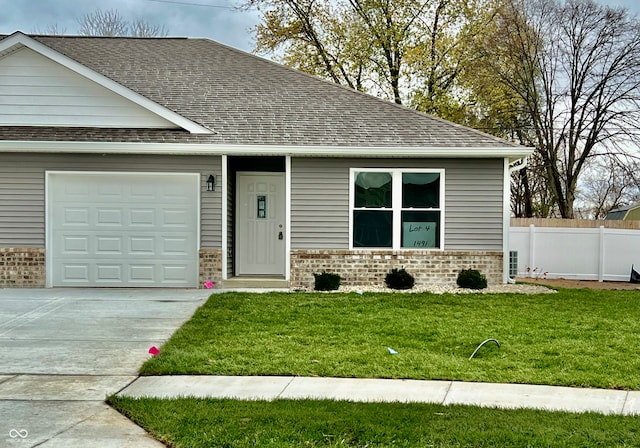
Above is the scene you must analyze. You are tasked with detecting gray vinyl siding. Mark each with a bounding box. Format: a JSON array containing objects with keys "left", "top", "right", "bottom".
[
  {"left": 0, "top": 152, "right": 222, "bottom": 248},
  {"left": 291, "top": 157, "right": 504, "bottom": 251},
  {"left": 291, "top": 158, "right": 351, "bottom": 249}
]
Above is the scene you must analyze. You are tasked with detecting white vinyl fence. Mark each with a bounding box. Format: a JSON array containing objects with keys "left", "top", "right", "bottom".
[{"left": 509, "top": 225, "right": 640, "bottom": 281}]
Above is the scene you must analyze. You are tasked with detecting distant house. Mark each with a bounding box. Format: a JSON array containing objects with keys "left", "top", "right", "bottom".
[
  {"left": 606, "top": 204, "right": 640, "bottom": 221},
  {"left": 0, "top": 31, "right": 531, "bottom": 289}
]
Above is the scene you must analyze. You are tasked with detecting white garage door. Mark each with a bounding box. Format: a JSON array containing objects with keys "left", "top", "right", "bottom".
[{"left": 47, "top": 172, "right": 199, "bottom": 287}]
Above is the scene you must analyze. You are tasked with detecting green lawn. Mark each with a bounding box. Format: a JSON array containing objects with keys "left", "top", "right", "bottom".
[
  {"left": 141, "top": 289, "right": 640, "bottom": 390},
  {"left": 116, "top": 289, "right": 640, "bottom": 447},
  {"left": 109, "top": 397, "right": 640, "bottom": 448}
]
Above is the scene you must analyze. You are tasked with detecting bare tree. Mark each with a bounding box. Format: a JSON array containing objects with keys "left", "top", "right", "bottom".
[
  {"left": 130, "top": 19, "right": 169, "bottom": 38},
  {"left": 32, "top": 24, "right": 68, "bottom": 35},
  {"left": 484, "top": 0, "right": 640, "bottom": 218},
  {"left": 575, "top": 156, "right": 640, "bottom": 219},
  {"left": 78, "top": 8, "right": 168, "bottom": 37},
  {"left": 511, "top": 151, "right": 557, "bottom": 217},
  {"left": 79, "top": 9, "right": 129, "bottom": 36}
]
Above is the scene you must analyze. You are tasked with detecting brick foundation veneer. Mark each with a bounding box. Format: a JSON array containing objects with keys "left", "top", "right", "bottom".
[
  {"left": 290, "top": 250, "right": 503, "bottom": 289},
  {"left": 0, "top": 248, "right": 223, "bottom": 289},
  {"left": 0, "top": 248, "right": 46, "bottom": 288},
  {"left": 199, "top": 249, "right": 223, "bottom": 289},
  {"left": 0, "top": 247, "right": 500, "bottom": 289}
]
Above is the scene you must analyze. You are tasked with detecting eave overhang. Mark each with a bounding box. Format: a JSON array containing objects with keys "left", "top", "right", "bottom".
[{"left": 0, "top": 140, "right": 534, "bottom": 162}]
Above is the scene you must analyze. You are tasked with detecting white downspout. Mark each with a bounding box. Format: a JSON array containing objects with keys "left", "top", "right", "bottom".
[{"left": 504, "top": 158, "right": 529, "bottom": 283}]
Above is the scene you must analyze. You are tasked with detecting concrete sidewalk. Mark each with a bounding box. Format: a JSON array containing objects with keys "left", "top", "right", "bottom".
[{"left": 119, "top": 375, "right": 640, "bottom": 416}]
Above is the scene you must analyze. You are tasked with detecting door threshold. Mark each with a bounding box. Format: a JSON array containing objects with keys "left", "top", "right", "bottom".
[{"left": 222, "top": 277, "right": 289, "bottom": 289}]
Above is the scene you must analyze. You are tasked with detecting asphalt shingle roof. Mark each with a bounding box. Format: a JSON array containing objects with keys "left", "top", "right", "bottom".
[{"left": 0, "top": 34, "right": 522, "bottom": 150}]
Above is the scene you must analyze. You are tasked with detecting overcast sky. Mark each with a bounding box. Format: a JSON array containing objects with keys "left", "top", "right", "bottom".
[
  {"left": 0, "top": 0, "right": 260, "bottom": 51},
  {"left": 1, "top": 0, "right": 639, "bottom": 53}
]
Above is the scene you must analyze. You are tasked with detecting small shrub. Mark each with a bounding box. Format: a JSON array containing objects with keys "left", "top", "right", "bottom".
[
  {"left": 313, "top": 271, "right": 342, "bottom": 291},
  {"left": 385, "top": 267, "right": 415, "bottom": 290},
  {"left": 457, "top": 269, "right": 487, "bottom": 290}
]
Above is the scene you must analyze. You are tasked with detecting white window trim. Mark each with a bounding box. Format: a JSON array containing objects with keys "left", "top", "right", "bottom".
[{"left": 349, "top": 168, "right": 445, "bottom": 250}]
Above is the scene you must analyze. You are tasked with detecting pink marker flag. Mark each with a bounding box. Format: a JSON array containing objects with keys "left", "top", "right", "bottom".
[
  {"left": 148, "top": 346, "right": 160, "bottom": 356},
  {"left": 204, "top": 280, "right": 215, "bottom": 289}
]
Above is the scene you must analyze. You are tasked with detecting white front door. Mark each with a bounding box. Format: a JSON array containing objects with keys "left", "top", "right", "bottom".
[{"left": 236, "top": 172, "right": 286, "bottom": 275}]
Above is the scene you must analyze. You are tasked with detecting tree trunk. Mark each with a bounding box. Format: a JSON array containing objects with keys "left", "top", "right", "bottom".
[{"left": 520, "top": 168, "right": 533, "bottom": 217}]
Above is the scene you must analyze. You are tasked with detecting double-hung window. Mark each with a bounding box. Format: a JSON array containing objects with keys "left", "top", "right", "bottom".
[{"left": 350, "top": 168, "right": 444, "bottom": 249}]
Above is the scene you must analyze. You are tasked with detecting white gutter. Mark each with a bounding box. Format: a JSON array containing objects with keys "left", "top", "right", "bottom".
[
  {"left": 0, "top": 140, "right": 534, "bottom": 160},
  {"left": 509, "top": 157, "right": 528, "bottom": 173}
]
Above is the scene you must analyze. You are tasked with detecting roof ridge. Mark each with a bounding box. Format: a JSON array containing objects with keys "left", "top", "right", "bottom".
[{"left": 27, "top": 34, "right": 190, "bottom": 40}]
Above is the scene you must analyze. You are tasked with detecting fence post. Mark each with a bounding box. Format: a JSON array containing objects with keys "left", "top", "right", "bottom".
[
  {"left": 529, "top": 224, "right": 536, "bottom": 278},
  {"left": 598, "top": 226, "right": 605, "bottom": 282}
]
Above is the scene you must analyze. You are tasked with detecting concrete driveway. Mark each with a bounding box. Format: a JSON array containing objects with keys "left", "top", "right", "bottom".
[{"left": 0, "top": 288, "right": 209, "bottom": 447}]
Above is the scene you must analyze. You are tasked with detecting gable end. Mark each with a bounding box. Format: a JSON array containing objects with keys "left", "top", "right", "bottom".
[{"left": 0, "top": 32, "right": 212, "bottom": 134}]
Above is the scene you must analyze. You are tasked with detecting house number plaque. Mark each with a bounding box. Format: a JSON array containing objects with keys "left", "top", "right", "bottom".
[{"left": 257, "top": 195, "right": 267, "bottom": 219}]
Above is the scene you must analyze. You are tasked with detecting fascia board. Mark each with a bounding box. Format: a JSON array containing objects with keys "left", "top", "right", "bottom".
[
  {"left": 0, "top": 140, "right": 534, "bottom": 160},
  {"left": 0, "top": 32, "right": 212, "bottom": 135}
]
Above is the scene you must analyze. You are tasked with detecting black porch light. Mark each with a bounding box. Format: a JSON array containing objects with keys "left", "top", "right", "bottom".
[{"left": 206, "top": 174, "right": 215, "bottom": 191}]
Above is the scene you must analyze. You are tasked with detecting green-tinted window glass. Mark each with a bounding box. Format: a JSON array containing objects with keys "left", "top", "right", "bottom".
[
  {"left": 353, "top": 210, "right": 393, "bottom": 247},
  {"left": 402, "top": 173, "right": 439, "bottom": 208},
  {"left": 354, "top": 172, "right": 392, "bottom": 208}
]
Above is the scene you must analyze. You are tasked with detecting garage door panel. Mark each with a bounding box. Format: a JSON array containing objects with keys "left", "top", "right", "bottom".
[
  {"left": 162, "top": 208, "right": 191, "bottom": 227},
  {"left": 163, "top": 237, "right": 189, "bottom": 254},
  {"left": 96, "top": 236, "right": 123, "bottom": 254},
  {"left": 63, "top": 236, "right": 90, "bottom": 254},
  {"left": 96, "top": 264, "right": 123, "bottom": 282},
  {"left": 62, "top": 264, "right": 90, "bottom": 282},
  {"left": 130, "top": 237, "right": 155, "bottom": 254},
  {"left": 130, "top": 183, "right": 156, "bottom": 199},
  {"left": 63, "top": 208, "right": 90, "bottom": 225},
  {"left": 163, "top": 266, "right": 189, "bottom": 281},
  {"left": 97, "top": 182, "right": 124, "bottom": 199},
  {"left": 62, "top": 182, "right": 90, "bottom": 199},
  {"left": 164, "top": 181, "right": 193, "bottom": 198},
  {"left": 130, "top": 209, "right": 155, "bottom": 226},
  {"left": 130, "top": 265, "right": 155, "bottom": 282},
  {"left": 96, "top": 208, "right": 123, "bottom": 226},
  {"left": 57, "top": 234, "right": 198, "bottom": 259},
  {"left": 49, "top": 172, "right": 199, "bottom": 287},
  {"left": 55, "top": 260, "right": 195, "bottom": 285}
]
